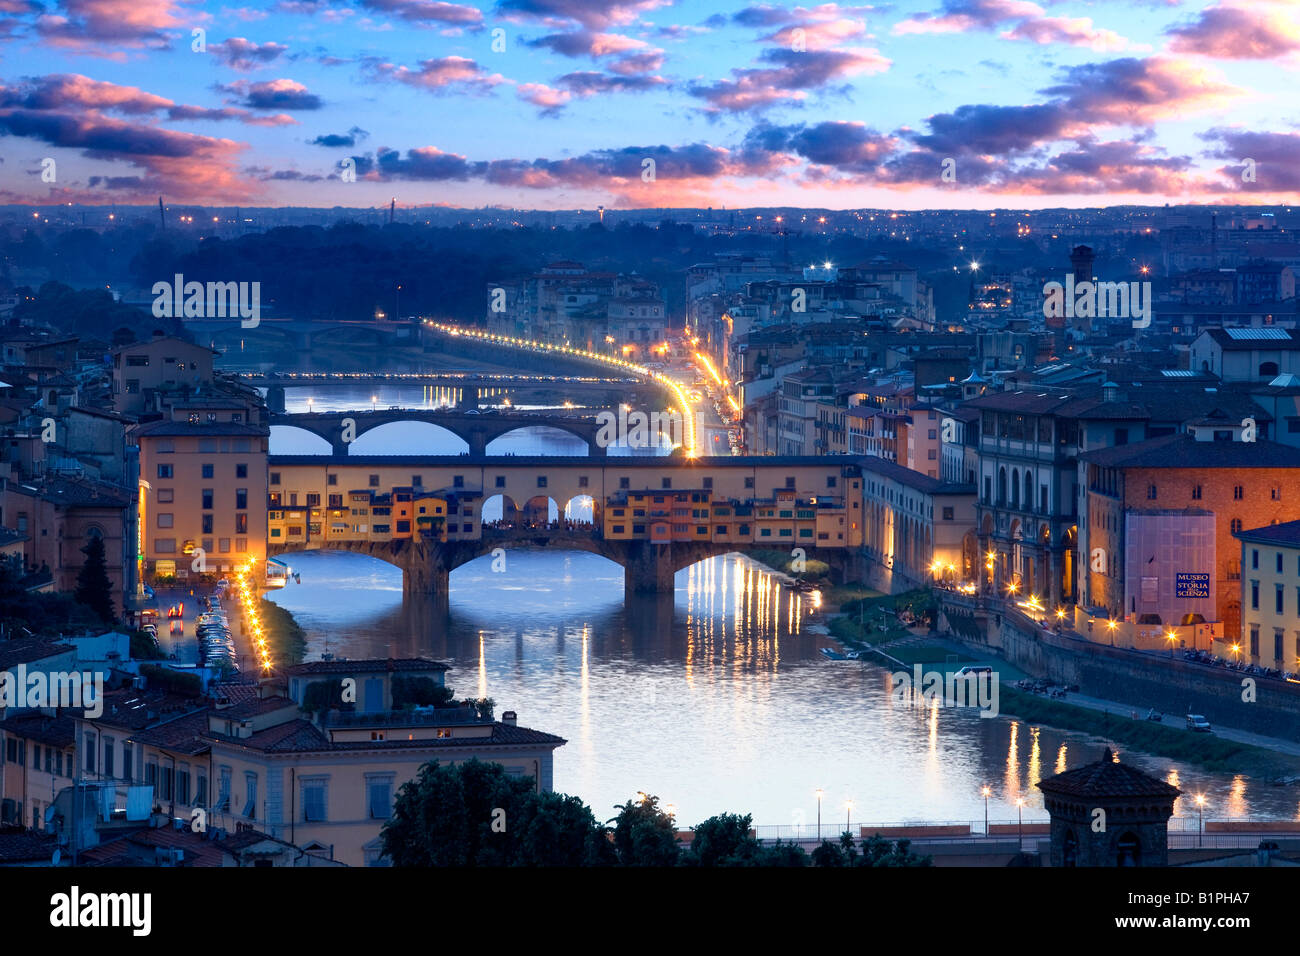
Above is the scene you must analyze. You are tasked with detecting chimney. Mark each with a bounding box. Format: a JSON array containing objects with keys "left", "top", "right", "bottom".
[{"left": 501, "top": 710, "right": 517, "bottom": 726}]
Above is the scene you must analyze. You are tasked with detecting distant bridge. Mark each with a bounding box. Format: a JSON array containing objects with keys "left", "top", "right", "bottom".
[
  {"left": 270, "top": 408, "right": 630, "bottom": 456},
  {"left": 235, "top": 371, "right": 667, "bottom": 412},
  {"left": 184, "top": 316, "right": 418, "bottom": 351}
]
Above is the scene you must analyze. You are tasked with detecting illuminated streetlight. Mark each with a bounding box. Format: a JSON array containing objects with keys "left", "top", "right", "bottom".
[
  {"left": 1194, "top": 794, "right": 1206, "bottom": 846},
  {"left": 1016, "top": 797, "right": 1025, "bottom": 852},
  {"left": 981, "top": 786, "right": 991, "bottom": 834},
  {"left": 816, "top": 788, "right": 824, "bottom": 840}
]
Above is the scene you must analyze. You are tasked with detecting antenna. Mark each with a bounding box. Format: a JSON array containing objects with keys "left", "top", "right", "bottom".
[{"left": 158, "top": 196, "right": 166, "bottom": 230}]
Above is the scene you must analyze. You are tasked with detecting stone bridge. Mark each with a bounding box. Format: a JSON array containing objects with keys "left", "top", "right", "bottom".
[
  {"left": 244, "top": 373, "right": 667, "bottom": 414},
  {"left": 268, "top": 529, "right": 857, "bottom": 607},
  {"left": 270, "top": 409, "right": 614, "bottom": 456}
]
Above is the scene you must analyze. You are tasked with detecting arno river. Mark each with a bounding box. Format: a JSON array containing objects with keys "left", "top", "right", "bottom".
[{"left": 265, "top": 386, "right": 1299, "bottom": 829}]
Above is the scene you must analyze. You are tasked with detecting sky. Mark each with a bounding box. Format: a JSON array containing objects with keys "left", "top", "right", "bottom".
[{"left": 0, "top": 0, "right": 1298, "bottom": 209}]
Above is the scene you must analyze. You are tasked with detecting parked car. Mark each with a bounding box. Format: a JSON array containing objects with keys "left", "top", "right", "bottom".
[{"left": 1186, "top": 713, "right": 1212, "bottom": 733}]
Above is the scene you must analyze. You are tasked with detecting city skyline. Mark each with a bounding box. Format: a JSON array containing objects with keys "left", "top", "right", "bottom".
[{"left": 0, "top": 0, "right": 1297, "bottom": 209}]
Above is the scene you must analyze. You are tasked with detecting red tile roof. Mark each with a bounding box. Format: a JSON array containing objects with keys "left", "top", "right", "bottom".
[{"left": 1038, "top": 749, "right": 1181, "bottom": 800}]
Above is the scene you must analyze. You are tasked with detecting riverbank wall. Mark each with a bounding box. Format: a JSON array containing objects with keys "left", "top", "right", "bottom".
[{"left": 939, "top": 599, "right": 1300, "bottom": 739}]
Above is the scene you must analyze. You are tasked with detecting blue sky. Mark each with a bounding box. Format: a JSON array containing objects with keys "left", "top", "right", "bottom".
[{"left": 1, "top": 0, "right": 1298, "bottom": 208}]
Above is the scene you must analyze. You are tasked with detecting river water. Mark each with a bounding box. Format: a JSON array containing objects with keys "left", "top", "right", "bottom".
[{"left": 263, "top": 386, "right": 1300, "bottom": 829}]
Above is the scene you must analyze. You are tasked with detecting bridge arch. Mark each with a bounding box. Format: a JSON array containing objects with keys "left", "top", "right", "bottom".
[
  {"left": 485, "top": 424, "right": 590, "bottom": 456},
  {"left": 347, "top": 420, "right": 470, "bottom": 455},
  {"left": 269, "top": 424, "right": 334, "bottom": 455}
]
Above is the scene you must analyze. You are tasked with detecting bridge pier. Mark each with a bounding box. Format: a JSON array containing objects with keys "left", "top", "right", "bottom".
[
  {"left": 331, "top": 437, "right": 351, "bottom": 456},
  {"left": 623, "top": 540, "right": 677, "bottom": 597}
]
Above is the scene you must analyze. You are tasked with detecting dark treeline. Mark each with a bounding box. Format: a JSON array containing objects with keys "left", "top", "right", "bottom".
[
  {"left": 381, "top": 759, "right": 932, "bottom": 867},
  {"left": 2, "top": 218, "right": 1165, "bottom": 330}
]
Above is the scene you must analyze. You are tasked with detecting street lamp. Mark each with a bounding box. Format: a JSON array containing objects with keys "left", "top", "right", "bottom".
[
  {"left": 1166, "top": 628, "right": 1178, "bottom": 659},
  {"left": 1015, "top": 797, "right": 1026, "bottom": 852},
  {"left": 1195, "top": 794, "right": 1206, "bottom": 846},
  {"left": 982, "top": 786, "right": 991, "bottom": 834},
  {"left": 845, "top": 799, "right": 853, "bottom": 836},
  {"left": 816, "top": 788, "right": 824, "bottom": 840},
  {"left": 1106, "top": 618, "right": 1118, "bottom": 646}
]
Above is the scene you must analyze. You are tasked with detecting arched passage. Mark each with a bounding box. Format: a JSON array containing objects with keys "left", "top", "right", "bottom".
[
  {"left": 564, "top": 494, "right": 596, "bottom": 526},
  {"left": 521, "top": 495, "right": 560, "bottom": 527},
  {"left": 482, "top": 494, "right": 521, "bottom": 526}
]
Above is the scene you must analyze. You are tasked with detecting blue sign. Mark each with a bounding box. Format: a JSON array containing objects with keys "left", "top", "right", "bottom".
[{"left": 1175, "top": 573, "right": 1210, "bottom": 599}]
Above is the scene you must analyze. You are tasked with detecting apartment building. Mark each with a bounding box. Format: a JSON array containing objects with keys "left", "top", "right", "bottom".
[
  {"left": 134, "top": 420, "right": 270, "bottom": 579},
  {"left": 1234, "top": 519, "right": 1300, "bottom": 670},
  {"left": 1080, "top": 433, "right": 1300, "bottom": 638},
  {"left": 8, "top": 661, "right": 566, "bottom": 868},
  {"left": 0, "top": 475, "right": 132, "bottom": 597},
  {"left": 110, "top": 335, "right": 217, "bottom": 417},
  {"left": 859, "top": 457, "right": 976, "bottom": 591}
]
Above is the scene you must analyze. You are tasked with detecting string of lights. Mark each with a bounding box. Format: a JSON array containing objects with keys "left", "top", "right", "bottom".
[
  {"left": 235, "top": 558, "right": 274, "bottom": 673},
  {"left": 426, "top": 321, "right": 698, "bottom": 455}
]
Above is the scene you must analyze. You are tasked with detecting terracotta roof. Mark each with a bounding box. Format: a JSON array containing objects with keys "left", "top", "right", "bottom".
[
  {"left": 206, "top": 719, "right": 564, "bottom": 754},
  {"left": 127, "top": 709, "right": 213, "bottom": 755},
  {"left": 80, "top": 826, "right": 226, "bottom": 867},
  {"left": 6, "top": 476, "right": 132, "bottom": 508},
  {"left": 216, "top": 695, "right": 299, "bottom": 719},
  {"left": 132, "top": 420, "right": 268, "bottom": 438},
  {"left": 209, "top": 682, "right": 261, "bottom": 706},
  {"left": 1080, "top": 434, "right": 1300, "bottom": 469},
  {"left": 0, "top": 825, "right": 57, "bottom": 863},
  {"left": 1234, "top": 519, "right": 1300, "bottom": 548},
  {"left": 94, "top": 689, "right": 209, "bottom": 732},
  {"left": 0, "top": 637, "right": 74, "bottom": 670},
  {"left": 204, "top": 718, "right": 329, "bottom": 753},
  {"left": 0, "top": 712, "right": 76, "bottom": 748},
  {"left": 1038, "top": 749, "right": 1181, "bottom": 800}
]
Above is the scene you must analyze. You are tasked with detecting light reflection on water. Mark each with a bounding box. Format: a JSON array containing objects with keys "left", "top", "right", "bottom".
[{"left": 265, "top": 548, "right": 1299, "bottom": 828}]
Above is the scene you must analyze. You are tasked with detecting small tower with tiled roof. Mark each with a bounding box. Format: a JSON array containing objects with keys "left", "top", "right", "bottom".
[{"left": 1037, "top": 748, "right": 1181, "bottom": 867}]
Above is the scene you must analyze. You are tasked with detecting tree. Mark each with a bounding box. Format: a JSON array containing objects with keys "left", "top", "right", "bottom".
[
  {"left": 811, "top": 832, "right": 933, "bottom": 867},
  {"left": 682, "top": 812, "right": 758, "bottom": 866},
  {"left": 74, "top": 535, "right": 115, "bottom": 624},
  {"left": 392, "top": 675, "right": 454, "bottom": 708},
  {"left": 508, "top": 791, "right": 615, "bottom": 867},
  {"left": 811, "top": 839, "right": 847, "bottom": 867},
  {"left": 610, "top": 794, "right": 679, "bottom": 867},
  {"left": 381, "top": 759, "right": 610, "bottom": 867}
]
